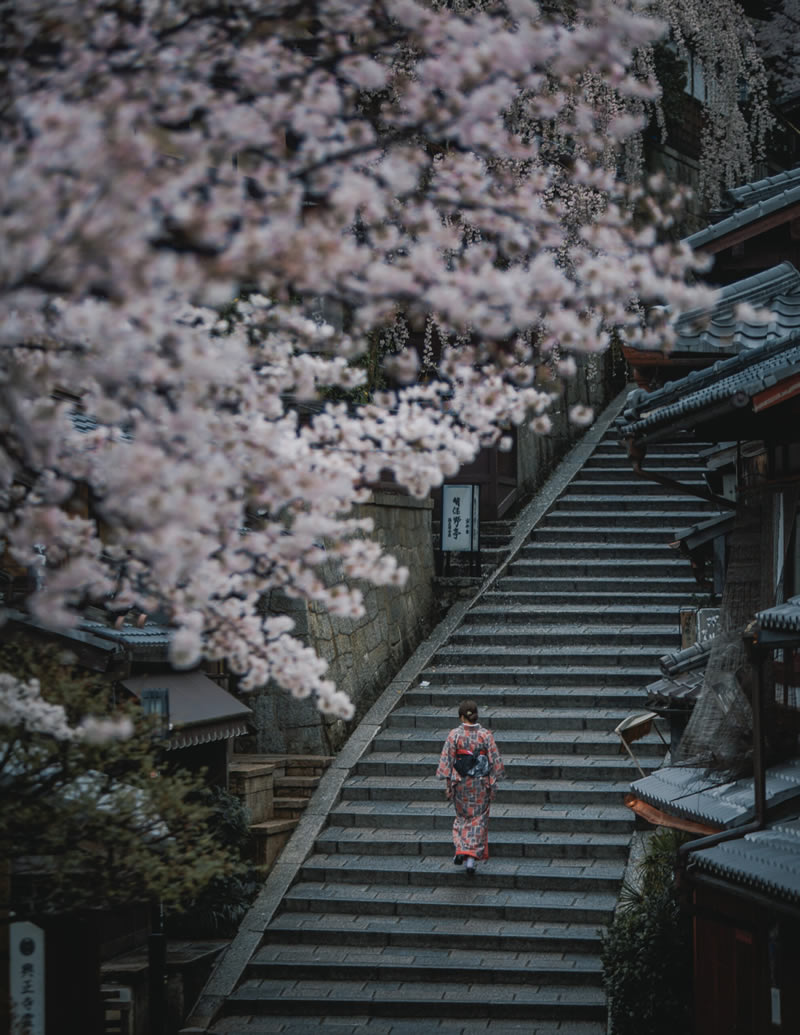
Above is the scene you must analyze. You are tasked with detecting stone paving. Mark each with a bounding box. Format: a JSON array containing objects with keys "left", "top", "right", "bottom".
[{"left": 183, "top": 387, "right": 716, "bottom": 1035}]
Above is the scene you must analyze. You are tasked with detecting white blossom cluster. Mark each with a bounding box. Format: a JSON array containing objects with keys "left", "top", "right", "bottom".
[
  {"left": 0, "top": 673, "right": 133, "bottom": 741},
  {"left": 0, "top": 0, "right": 720, "bottom": 726}
]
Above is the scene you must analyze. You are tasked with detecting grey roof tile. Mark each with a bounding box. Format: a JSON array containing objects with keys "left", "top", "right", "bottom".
[
  {"left": 686, "top": 183, "right": 800, "bottom": 251},
  {"left": 70, "top": 411, "right": 98, "bottom": 434},
  {"left": 617, "top": 336, "right": 800, "bottom": 441},
  {"left": 645, "top": 668, "right": 704, "bottom": 707},
  {"left": 79, "top": 619, "right": 172, "bottom": 659},
  {"left": 630, "top": 758, "right": 800, "bottom": 829},
  {"left": 722, "top": 166, "right": 800, "bottom": 212},
  {"left": 658, "top": 640, "right": 712, "bottom": 678},
  {"left": 756, "top": 595, "right": 800, "bottom": 635},
  {"left": 691, "top": 815, "right": 800, "bottom": 905},
  {"left": 627, "top": 263, "right": 800, "bottom": 358}
]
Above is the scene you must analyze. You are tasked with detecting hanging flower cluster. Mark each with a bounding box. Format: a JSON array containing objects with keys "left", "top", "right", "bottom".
[
  {"left": 0, "top": 0, "right": 716, "bottom": 725},
  {"left": 646, "top": 0, "right": 772, "bottom": 206}
]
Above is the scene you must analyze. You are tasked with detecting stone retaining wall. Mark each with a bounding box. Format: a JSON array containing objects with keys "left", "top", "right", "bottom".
[
  {"left": 517, "top": 350, "right": 620, "bottom": 497},
  {"left": 246, "top": 357, "right": 621, "bottom": 756},
  {"left": 249, "top": 490, "right": 435, "bottom": 755}
]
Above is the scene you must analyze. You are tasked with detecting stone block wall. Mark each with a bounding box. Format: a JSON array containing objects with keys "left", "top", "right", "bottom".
[
  {"left": 517, "top": 349, "right": 622, "bottom": 497},
  {"left": 249, "top": 490, "right": 435, "bottom": 755},
  {"left": 228, "top": 759, "right": 275, "bottom": 824},
  {"left": 245, "top": 358, "right": 621, "bottom": 757}
]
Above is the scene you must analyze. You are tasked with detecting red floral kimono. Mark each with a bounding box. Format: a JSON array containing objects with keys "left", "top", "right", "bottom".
[{"left": 436, "top": 722, "right": 504, "bottom": 860}]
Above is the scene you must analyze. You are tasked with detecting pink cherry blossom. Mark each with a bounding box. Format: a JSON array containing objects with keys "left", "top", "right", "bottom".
[{"left": 0, "top": 0, "right": 755, "bottom": 727}]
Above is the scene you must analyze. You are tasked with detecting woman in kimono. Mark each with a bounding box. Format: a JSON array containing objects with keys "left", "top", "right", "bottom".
[{"left": 436, "top": 699, "right": 504, "bottom": 874}]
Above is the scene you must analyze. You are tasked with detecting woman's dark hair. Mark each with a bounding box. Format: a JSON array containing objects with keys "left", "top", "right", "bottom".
[{"left": 458, "top": 699, "right": 478, "bottom": 723}]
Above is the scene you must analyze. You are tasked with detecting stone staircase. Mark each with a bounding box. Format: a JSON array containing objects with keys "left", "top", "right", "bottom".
[
  {"left": 433, "top": 518, "right": 516, "bottom": 577},
  {"left": 230, "top": 755, "right": 334, "bottom": 872},
  {"left": 205, "top": 429, "right": 716, "bottom": 1034}
]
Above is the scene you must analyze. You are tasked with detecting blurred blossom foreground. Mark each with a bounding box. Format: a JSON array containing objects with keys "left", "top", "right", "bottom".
[{"left": 0, "top": 0, "right": 715, "bottom": 726}]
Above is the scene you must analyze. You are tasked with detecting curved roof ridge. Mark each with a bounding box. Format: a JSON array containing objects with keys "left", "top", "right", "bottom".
[
  {"left": 686, "top": 183, "right": 800, "bottom": 252},
  {"left": 724, "top": 166, "right": 800, "bottom": 209}
]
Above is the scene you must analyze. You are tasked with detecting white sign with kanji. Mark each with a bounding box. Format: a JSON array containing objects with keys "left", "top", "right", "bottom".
[
  {"left": 441, "top": 485, "right": 479, "bottom": 552},
  {"left": 10, "top": 921, "right": 45, "bottom": 1035}
]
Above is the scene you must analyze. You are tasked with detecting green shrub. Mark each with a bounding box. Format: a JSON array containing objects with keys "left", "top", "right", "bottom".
[
  {"left": 165, "top": 785, "right": 260, "bottom": 938},
  {"left": 601, "top": 829, "right": 693, "bottom": 1035}
]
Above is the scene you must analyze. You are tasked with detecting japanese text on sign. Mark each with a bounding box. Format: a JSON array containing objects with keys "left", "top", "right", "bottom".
[
  {"left": 441, "top": 485, "right": 479, "bottom": 552},
  {"left": 10, "top": 921, "right": 45, "bottom": 1035}
]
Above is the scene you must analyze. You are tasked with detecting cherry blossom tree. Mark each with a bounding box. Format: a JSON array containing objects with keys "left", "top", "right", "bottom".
[
  {"left": 1, "top": 0, "right": 716, "bottom": 725},
  {"left": 756, "top": 0, "right": 800, "bottom": 98},
  {"left": 633, "top": 0, "right": 772, "bottom": 207}
]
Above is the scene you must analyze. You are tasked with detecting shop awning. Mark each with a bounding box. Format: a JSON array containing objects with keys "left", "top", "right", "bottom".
[{"left": 122, "top": 672, "right": 252, "bottom": 750}]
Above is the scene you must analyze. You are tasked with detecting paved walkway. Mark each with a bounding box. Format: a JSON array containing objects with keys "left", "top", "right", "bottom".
[{"left": 183, "top": 386, "right": 714, "bottom": 1034}]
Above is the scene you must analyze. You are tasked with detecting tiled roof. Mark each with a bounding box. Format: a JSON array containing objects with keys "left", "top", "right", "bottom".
[
  {"left": 71, "top": 411, "right": 98, "bottom": 435},
  {"left": 673, "top": 513, "right": 736, "bottom": 553},
  {"left": 670, "top": 263, "right": 800, "bottom": 356},
  {"left": 646, "top": 667, "right": 705, "bottom": 708},
  {"left": 686, "top": 181, "right": 800, "bottom": 252},
  {"left": 624, "top": 263, "right": 800, "bottom": 360},
  {"left": 690, "top": 814, "right": 800, "bottom": 906},
  {"left": 122, "top": 671, "right": 252, "bottom": 750},
  {"left": 630, "top": 758, "right": 800, "bottom": 830},
  {"left": 720, "top": 166, "right": 800, "bottom": 213},
  {"left": 756, "top": 595, "right": 800, "bottom": 635},
  {"left": 659, "top": 640, "right": 712, "bottom": 677},
  {"left": 80, "top": 619, "right": 172, "bottom": 660},
  {"left": 617, "top": 336, "right": 800, "bottom": 442}
]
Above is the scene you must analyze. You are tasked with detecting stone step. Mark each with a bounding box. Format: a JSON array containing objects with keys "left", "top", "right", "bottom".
[
  {"left": 464, "top": 602, "right": 680, "bottom": 625},
  {"left": 248, "top": 941, "right": 605, "bottom": 985},
  {"left": 421, "top": 664, "right": 662, "bottom": 687},
  {"left": 445, "top": 623, "right": 679, "bottom": 647},
  {"left": 371, "top": 728, "right": 664, "bottom": 757},
  {"left": 226, "top": 976, "right": 605, "bottom": 1021},
  {"left": 282, "top": 881, "right": 619, "bottom": 926},
  {"left": 403, "top": 686, "right": 657, "bottom": 709},
  {"left": 541, "top": 512, "right": 717, "bottom": 532},
  {"left": 298, "top": 852, "right": 625, "bottom": 892},
  {"left": 550, "top": 494, "right": 715, "bottom": 512},
  {"left": 532, "top": 525, "right": 679, "bottom": 544},
  {"left": 236, "top": 753, "right": 334, "bottom": 778},
  {"left": 564, "top": 478, "right": 706, "bottom": 494},
  {"left": 342, "top": 774, "right": 631, "bottom": 804},
  {"left": 262, "top": 910, "right": 610, "bottom": 953},
  {"left": 508, "top": 557, "right": 693, "bottom": 578},
  {"left": 436, "top": 520, "right": 516, "bottom": 535},
  {"left": 433, "top": 528, "right": 513, "bottom": 548},
  {"left": 430, "top": 643, "right": 675, "bottom": 668},
  {"left": 481, "top": 588, "right": 690, "bottom": 606},
  {"left": 579, "top": 460, "right": 708, "bottom": 473},
  {"left": 329, "top": 801, "right": 634, "bottom": 835},
  {"left": 387, "top": 705, "right": 663, "bottom": 732},
  {"left": 273, "top": 775, "right": 320, "bottom": 798},
  {"left": 491, "top": 578, "right": 696, "bottom": 598},
  {"left": 212, "top": 1016, "right": 606, "bottom": 1035},
  {"left": 273, "top": 797, "right": 311, "bottom": 819},
  {"left": 315, "top": 825, "right": 636, "bottom": 861},
  {"left": 355, "top": 752, "right": 655, "bottom": 782},
  {"left": 516, "top": 541, "right": 683, "bottom": 559}
]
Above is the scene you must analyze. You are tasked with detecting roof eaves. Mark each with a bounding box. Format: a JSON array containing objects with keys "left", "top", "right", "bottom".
[
  {"left": 685, "top": 184, "right": 800, "bottom": 251},
  {"left": 617, "top": 339, "right": 800, "bottom": 440}
]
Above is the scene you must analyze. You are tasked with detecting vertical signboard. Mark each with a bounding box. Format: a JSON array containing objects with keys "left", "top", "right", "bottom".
[
  {"left": 10, "top": 921, "right": 44, "bottom": 1035},
  {"left": 696, "top": 608, "right": 721, "bottom": 646},
  {"left": 441, "top": 485, "right": 479, "bottom": 552}
]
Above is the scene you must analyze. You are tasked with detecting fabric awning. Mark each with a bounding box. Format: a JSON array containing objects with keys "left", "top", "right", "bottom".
[{"left": 122, "top": 671, "right": 252, "bottom": 750}]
